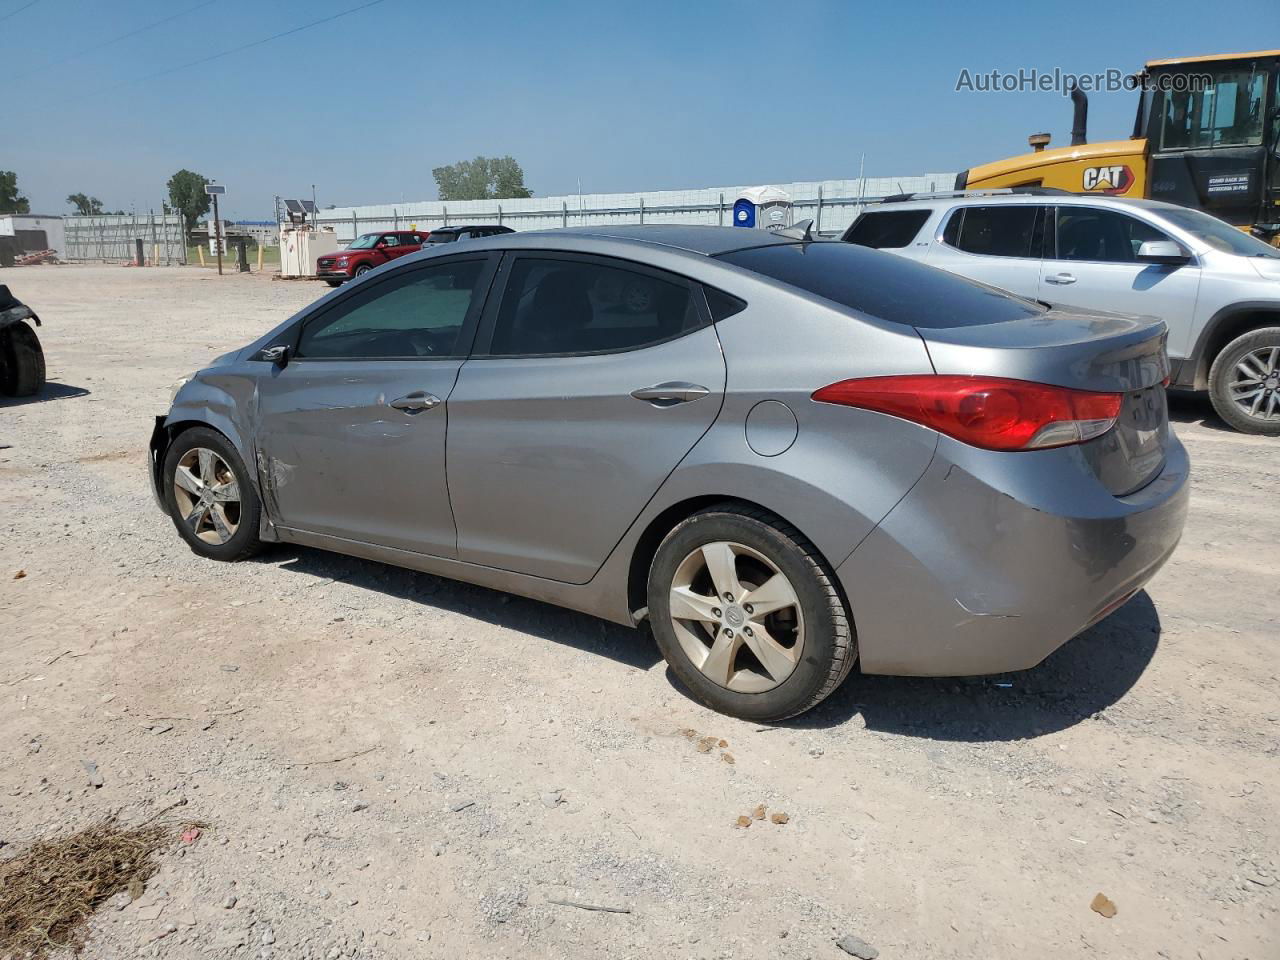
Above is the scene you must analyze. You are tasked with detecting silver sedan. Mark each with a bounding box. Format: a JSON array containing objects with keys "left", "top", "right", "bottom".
[{"left": 150, "top": 225, "right": 1189, "bottom": 721}]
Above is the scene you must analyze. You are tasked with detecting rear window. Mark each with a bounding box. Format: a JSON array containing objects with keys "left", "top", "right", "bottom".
[
  {"left": 942, "top": 205, "right": 1044, "bottom": 258},
  {"left": 717, "top": 242, "right": 1045, "bottom": 329},
  {"left": 842, "top": 210, "right": 931, "bottom": 249}
]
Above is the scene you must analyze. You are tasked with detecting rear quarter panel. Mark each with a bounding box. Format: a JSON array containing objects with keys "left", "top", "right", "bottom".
[{"left": 647, "top": 275, "right": 941, "bottom": 574}]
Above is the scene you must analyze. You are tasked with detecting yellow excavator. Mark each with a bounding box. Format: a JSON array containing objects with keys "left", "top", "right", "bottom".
[{"left": 957, "top": 50, "right": 1280, "bottom": 242}]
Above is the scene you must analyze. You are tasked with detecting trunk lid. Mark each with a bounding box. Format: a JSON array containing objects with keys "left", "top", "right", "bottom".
[{"left": 917, "top": 307, "right": 1170, "bottom": 496}]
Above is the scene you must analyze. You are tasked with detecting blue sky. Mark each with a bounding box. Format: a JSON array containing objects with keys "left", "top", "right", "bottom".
[{"left": 5, "top": 0, "right": 1277, "bottom": 218}]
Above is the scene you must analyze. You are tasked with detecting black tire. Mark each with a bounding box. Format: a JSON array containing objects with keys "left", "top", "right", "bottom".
[
  {"left": 325, "top": 279, "right": 342, "bottom": 287},
  {"left": 1208, "top": 326, "right": 1280, "bottom": 435},
  {"left": 1, "top": 321, "right": 46, "bottom": 397},
  {"left": 647, "top": 503, "right": 856, "bottom": 722},
  {"left": 162, "top": 426, "right": 263, "bottom": 562},
  {"left": 354, "top": 264, "right": 372, "bottom": 277}
]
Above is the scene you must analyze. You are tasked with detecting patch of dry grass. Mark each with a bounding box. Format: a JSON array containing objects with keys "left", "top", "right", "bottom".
[{"left": 0, "top": 812, "right": 205, "bottom": 958}]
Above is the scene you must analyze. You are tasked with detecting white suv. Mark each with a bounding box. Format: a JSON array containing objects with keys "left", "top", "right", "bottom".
[{"left": 843, "top": 192, "right": 1280, "bottom": 434}]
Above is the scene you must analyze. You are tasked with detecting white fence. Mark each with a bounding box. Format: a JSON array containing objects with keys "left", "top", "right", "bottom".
[
  {"left": 306, "top": 175, "right": 957, "bottom": 243},
  {"left": 63, "top": 213, "right": 187, "bottom": 264}
]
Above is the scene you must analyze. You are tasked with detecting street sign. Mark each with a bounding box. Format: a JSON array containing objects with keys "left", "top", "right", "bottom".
[{"left": 204, "top": 184, "right": 226, "bottom": 196}]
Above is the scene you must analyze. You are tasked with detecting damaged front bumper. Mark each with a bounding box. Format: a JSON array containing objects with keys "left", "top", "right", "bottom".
[{"left": 148, "top": 415, "right": 169, "bottom": 510}]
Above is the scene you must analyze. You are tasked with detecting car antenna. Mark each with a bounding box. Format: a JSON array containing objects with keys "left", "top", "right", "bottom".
[{"left": 776, "top": 218, "right": 814, "bottom": 241}]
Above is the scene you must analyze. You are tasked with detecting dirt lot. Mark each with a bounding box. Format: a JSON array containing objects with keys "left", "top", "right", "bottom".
[{"left": 1, "top": 264, "right": 1276, "bottom": 960}]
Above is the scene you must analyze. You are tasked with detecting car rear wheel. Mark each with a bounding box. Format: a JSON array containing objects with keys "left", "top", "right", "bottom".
[
  {"left": 162, "top": 427, "right": 263, "bottom": 561},
  {"left": 0, "top": 321, "right": 45, "bottom": 397},
  {"left": 647, "top": 504, "right": 856, "bottom": 722},
  {"left": 1208, "top": 327, "right": 1280, "bottom": 435}
]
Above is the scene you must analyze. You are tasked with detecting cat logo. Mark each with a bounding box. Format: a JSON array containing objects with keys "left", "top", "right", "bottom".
[{"left": 1081, "top": 164, "right": 1135, "bottom": 195}]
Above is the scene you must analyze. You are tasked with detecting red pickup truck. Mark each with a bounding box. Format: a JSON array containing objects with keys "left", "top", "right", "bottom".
[{"left": 317, "top": 230, "right": 427, "bottom": 285}]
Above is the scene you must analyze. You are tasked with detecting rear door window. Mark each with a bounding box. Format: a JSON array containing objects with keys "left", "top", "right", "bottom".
[
  {"left": 842, "top": 210, "right": 931, "bottom": 248},
  {"left": 942, "top": 205, "right": 1046, "bottom": 258},
  {"left": 717, "top": 242, "right": 1044, "bottom": 329},
  {"left": 484, "top": 255, "right": 703, "bottom": 356}
]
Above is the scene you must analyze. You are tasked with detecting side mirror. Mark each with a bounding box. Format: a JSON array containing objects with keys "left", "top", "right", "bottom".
[
  {"left": 1136, "top": 240, "right": 1190, "bottom": 265},
  {"left": 260, "top": 344, "right": 289, "bottom": 366}
]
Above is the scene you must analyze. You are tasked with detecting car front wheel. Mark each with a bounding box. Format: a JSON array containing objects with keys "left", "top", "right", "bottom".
[
  {"left": 647, "top": 504, "right": 856, "bottom": 722},
  {"left": 1208, "top": 326, "right": 1280, "bottom": 435},
  {"left": 162, "top": 427, "right": 263, "bottom": 561}
]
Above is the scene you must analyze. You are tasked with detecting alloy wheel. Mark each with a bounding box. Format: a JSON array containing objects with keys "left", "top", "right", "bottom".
[
  {"left": 1230, "top": 346, "right": 1280, "bottom": 422},
  {"left": 668, "top": 541, "right": 805, "bottom": 694},
  {"left": 172, "top": 447, "right": 241, "bottom": 545}
]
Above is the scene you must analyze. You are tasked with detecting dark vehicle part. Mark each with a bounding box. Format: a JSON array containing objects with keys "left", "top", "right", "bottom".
[{"left": 0, "top": 285, "right": 46, "bottom": 397}]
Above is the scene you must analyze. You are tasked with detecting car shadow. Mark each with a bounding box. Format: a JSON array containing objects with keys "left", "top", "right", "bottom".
[
  {"left": 0, "top": 381, "right": 91, "bottom": 407},
  {"left": 1167, "top": 390, "right": 1232, "bottom": 432},
  {"left": 260, "top": 545, "right": 664, "bottom": 671},
  {"left": 781, "top": 590, "right": 1162, "bottom": 741},
  {"left": 258, "top": 545, "right": 1159, "bottom": 741}
]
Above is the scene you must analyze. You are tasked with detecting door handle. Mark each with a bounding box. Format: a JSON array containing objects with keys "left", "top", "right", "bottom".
[
  {"left": 389, "top": 391, "right": 441, "bottom": 413},
  {"left": 630, "top": 381, "right": 710, "bottom": 406},
  {"left": 1045, "top": 273, "right": 1077, "bottom": 285}
]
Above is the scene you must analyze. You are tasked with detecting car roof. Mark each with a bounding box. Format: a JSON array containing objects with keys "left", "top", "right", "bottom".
[{"left": 503, "top": 224, "right": 801, "bottom": 256}]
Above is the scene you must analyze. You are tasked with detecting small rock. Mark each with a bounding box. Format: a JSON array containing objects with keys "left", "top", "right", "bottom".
[
  {"left": 220, "top": 665, "right": 239, "bottom": 673},
  {"left": 540, "top": 791, "right": 563, "bottom": 808},
  {"left": 720, "top": 752, "right": 735, "bottom": 765},
  {"left": 432, "top": 843, "right": 446, "bottom": 857},
  {"left": 352, "top": 803, "right": 368, "bottom": 812},
  {"left": 752, "top": 804, "right": 767, "bottom": 820},
  {"left": 808, "top": 746, "right": 824, "bottom": 758},
  {"left": 261, "top": 928, "right": 275, "bottom": 945},
  {"left": 770, "top": 812, "right": 790, "bottom": 825},
  {"left": 451, "top": 799, "right": 475, "bottom": 812},
  {"left": 835, "top": 933, "right": 879, "bottom": 959},
  {"left": 13, "top": 569, "right": 26, "bottom": 580},
  {"left": 222, "top": 896, "right": 238, "bottom": 910},
  {"left": 82, "top": 760, "right": 104, "bottom": 788},
  {"left": 736, "top": 815, "right": 752, "bottom": 828},
  {"left": 1090, "top": 892, "right": 1118, "bottom": 918}
]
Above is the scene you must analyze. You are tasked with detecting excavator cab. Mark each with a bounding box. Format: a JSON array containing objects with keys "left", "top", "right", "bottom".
[
  {"left": 1138, "top": 52, "right": 1280, "bottom": 235},
  {"left": 959, "top": 50, "right": 1280, "bottom": 241}
]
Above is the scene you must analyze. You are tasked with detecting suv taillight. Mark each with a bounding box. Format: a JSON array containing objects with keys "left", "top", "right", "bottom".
[{"left": 812, "top": 375, "right": 1122, "bottom": 451}]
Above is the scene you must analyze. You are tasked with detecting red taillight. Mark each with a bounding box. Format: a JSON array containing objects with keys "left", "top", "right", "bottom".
[{"left": 812, "top": 375, "right": 1122, "bottom": 451}]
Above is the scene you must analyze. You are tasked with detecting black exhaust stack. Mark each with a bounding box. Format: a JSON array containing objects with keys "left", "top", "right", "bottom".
[{"left": 1069, "top": 82, "right": 1088, "bottom": 146}]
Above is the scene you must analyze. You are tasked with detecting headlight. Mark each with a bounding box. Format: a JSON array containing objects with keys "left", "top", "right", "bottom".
[
  {"left": 336, "top": 257, "right": 348, "bottom": 265},
  {"left": 168, "top": 376, "right": 192, "bottom": 405}
]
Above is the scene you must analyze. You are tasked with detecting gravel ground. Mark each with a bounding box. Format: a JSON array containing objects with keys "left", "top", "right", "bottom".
[{"left": 1, "top": 264, "right": 1277, "bottom": 960}]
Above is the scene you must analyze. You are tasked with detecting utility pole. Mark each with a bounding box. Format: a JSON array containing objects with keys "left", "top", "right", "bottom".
[
  {"left": 205, "top": 182, "right": 228, "bottom": 276},
  {"left": 212, "top": 191, "right": 223, "bottom": 275}
]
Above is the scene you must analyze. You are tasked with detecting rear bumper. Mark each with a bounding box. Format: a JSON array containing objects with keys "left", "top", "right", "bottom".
[{"left": 838, "top": 433, "right": 1190, "bottom": 676}]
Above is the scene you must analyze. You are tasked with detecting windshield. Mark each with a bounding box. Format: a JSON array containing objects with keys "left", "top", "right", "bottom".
[
  {"left": 1158, "top": 208, "right": 1280, "bottom": 258},
  {"left": 346, "top": 234, "right": 380, "bottom": 250},
  {"left": 717, "top": 241, "right": 1046, "bottom": 329}
]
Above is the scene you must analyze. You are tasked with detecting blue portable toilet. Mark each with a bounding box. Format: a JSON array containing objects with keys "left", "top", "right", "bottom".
[{"left": 732, "top": 186, "right": 793, "bottom": 230}]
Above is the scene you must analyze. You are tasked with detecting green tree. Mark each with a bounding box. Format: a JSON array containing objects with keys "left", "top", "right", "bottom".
[
  {"left": 0, "top": 170, "right": 30, "bottom": 214},
  {"left": 66, "top": 193, "right": 105, "bottom": 215},
  {"left": 166, "top": 169, "right": 211, "bottom": 237},
  {"left": 432, "top": 156, "right": 532, "bottom": 201}
]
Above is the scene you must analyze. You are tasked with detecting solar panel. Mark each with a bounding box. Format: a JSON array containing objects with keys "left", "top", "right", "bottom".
[{"left": 283, "top": 199, "right": 306, "bottom": 215}]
